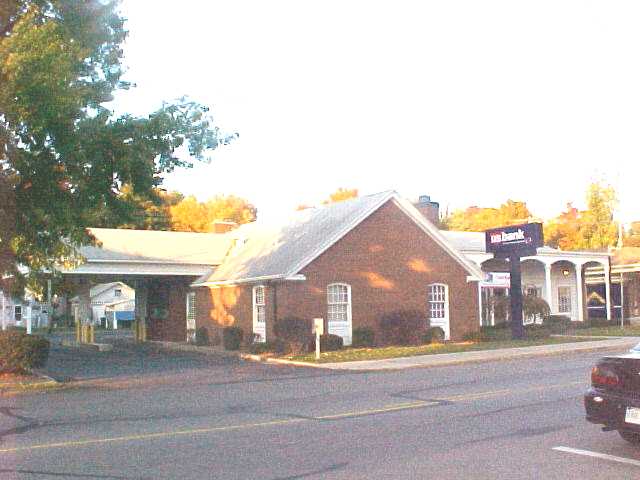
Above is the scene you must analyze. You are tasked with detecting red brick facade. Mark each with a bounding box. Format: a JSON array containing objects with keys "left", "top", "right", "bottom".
[{"left": 194, "top": 200, "right": 480, "bottom": 343}]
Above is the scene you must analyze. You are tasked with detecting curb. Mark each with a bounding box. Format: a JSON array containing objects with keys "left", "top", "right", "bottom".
[
  {"left": 0, "top": 373, "right": 62, "bottom": 396},
  {"left": 145, "top": 337, "right": 640, "bottom": 371}
]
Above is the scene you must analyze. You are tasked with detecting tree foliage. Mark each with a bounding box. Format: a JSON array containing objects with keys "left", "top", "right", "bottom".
[
  {"left": 323, "top": 187, "right": 359, "bottom": 204},
  {"left": 624, "top": 222, "right": 640, "bottom": 247},
  {"left": 0, "top": 1, "right": 236, "bottom": 289},
  {"left": 544, "top": 182, "right": 617, "bottom": 250},
  {"left": 444, "top": 200, "right": 532, "bottom": 232},
  {"left": 169, "top": 195, "right": 256, "bottom": 232}
]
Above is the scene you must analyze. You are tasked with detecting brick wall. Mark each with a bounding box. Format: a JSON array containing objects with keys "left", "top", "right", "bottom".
[{"left": 194, "top": 199, "right": 480, "bottom": 343}]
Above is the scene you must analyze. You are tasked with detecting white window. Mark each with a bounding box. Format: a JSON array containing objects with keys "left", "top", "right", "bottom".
[
  {"left": 186, "top": 292, "right": 196, "bottom": 330},
  {"left": 327, "top": 283, "right": 351, "bottom": 323},
  {"left": 253, "top": 286, "right": 266, "bottom": 324},
  {"left": 428, "top": 284, "right": 447, "bottom": 319},
  {"left": 114, "top": 289, "right": 122, "bottom": 297},
  {"left": 558, "top": 286, "right": 572, "bottom": 313},
  {"left": 525, "top": 285, "right": 540, "bottom": 297},
  {"left": 14, "top": 305, "right": 22, "bottom": 323}
]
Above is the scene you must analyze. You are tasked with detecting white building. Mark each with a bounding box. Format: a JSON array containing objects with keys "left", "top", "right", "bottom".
[
  {"left": 440, "top": 231, "right": 612, "bottom": 325},
  {"left": 70, "top": 282, "right": 135, "bottom": 327}
]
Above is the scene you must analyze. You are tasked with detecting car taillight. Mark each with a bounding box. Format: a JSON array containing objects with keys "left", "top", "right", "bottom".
[{"left": 592, "top": 366, "right": 620, "bottom": 387}]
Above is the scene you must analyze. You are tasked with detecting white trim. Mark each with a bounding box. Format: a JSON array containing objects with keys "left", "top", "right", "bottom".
[
  {"left": 327, "top": 283, "right": 353, "bottom": 346},
  {"left": 252, "top": 285, "right": 267, "bottom": 342},
  {"left": 428, "top": 283, "right": 450, "bottom": 340}
]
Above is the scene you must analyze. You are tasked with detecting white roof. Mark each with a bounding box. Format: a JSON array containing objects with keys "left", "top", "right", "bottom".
[
  {"left": 194, "top": 191, "right": 484, "bottom": 286},
  {"left": 80, "top": 228, "right": 234, "bottom": 265}
]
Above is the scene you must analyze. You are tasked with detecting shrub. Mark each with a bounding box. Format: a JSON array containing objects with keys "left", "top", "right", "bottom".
[
  {"left": 274, "top": 317, "right": 311, "bottom": 354},
  {"left": 423, "top": 326, "right": 445, "bottom": 344},
  {"left": 352, "top": 327, "right": 375, "bottom": 348},
  {"left": 249, "top": 339, "right": 287, "bottom": 355},
  {"left": 523, "top": 296, "right": 551, "bottom": 323},
  {"left": 464, "top": 324, "right": 511, "bottom": 342},
  {"left": 525, "top": 323, "right": 551, "bottom": 339},
  {"left": 194, "top": 327, "right": 209, "bottom": 346},
  {"left": 222, "top": 326, "right": 243, "bottom": 351},
  {"left": 378, "top": 310, "right": 426, "bottom": 346},
  {"left": 546, "top": 315, "right": 572, "bottom": 333},
  {"left": 0, "top": 331, "right": 50, "bottom": 373},
  {"left": 309, "top": 333, "right": 343, "bottom": 352}
]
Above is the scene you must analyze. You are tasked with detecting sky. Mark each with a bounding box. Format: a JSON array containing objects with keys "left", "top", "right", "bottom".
[{"left": 112, "top": 0, "right": 639, "bottom": 223}]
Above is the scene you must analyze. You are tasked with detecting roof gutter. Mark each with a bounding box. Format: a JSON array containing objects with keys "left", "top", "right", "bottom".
[{"left": 192, "top": 274, "right": 307, "bottom": 288}]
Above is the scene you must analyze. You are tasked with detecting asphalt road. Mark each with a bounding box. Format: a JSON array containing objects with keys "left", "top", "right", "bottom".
[{"left": 2, "top": 346, "right": 640, "bottom": 479}]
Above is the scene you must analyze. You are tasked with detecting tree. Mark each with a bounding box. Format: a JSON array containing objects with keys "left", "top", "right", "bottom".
[
  {"left": 544, "top": 203, "right": 582, "bottom": 250},
  {"left": 0, "top": 1, "right": 236, "bottom": 290},
  {"left": 444, "top": 200, "right": 533, "bottom": 232},
  {"left": 544, "top": 181, "right": 618, "bottom": 251},
  {"left": 624, "top": 222, "right": 640, "bottom": 247},
  {"left": 579, "top": 182, "right": 617, "bottom": 249},
  {"left": 323, "top": 188, "right": 359, "bottom": 204},
  {"left": 169, "top": 195, "right": 256, "bottom": 232}
]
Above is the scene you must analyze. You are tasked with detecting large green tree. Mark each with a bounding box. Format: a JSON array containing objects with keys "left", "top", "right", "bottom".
[{"left": 0, "top": 1, "right": 235, "bottom": 290}]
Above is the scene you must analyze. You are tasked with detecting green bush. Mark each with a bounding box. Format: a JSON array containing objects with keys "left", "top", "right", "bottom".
[
  {"left": 352, "top": 327, "right": 375, "bottom": 348},
  {"left": 222, "top": 326, "right": 243, "bottom": 351},
  {"left": 274, "top": 317, "right": 311, "bottom": 354},
  {"left": 309, "top": 333, "right": 343, "bottom": 352},
  {"left": 249, "top": 339, "right": 287, "bottom": 355},
  {"left": 0, "top": 331, "right": 50, "bottom": 373},
  {"left": 378, "top": 310, "right": 425, "bottom": 346},
  {"left": 464, "top": 324, "right": 511, "bottom": 342},
  {"left": 423, "top": 326, "right": 445, "bottom": 344},
  {"left": 194, "top": 327, "right": 209, "bottom": 346},
  {"left": 524, "top": 324, "right": 551, "bottom": 339},
  {"left": 546, "top": 315, "right": 572, "bottom": 333}
]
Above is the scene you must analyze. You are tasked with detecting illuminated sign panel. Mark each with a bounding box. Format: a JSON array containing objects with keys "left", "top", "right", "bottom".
[{"left": 485, "top": 223, "right": 543, "bottom": 258}]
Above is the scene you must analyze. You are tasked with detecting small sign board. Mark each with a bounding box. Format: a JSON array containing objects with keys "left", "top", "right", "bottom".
[
  {"left": 313, "top": 318, "right": 324, "bottom": 335},
  {"left": 480, "top": 272, "right": 511, "bottom": 288},
  {"left": 485, "top": 222, "right": 543, "bottom": 258}
]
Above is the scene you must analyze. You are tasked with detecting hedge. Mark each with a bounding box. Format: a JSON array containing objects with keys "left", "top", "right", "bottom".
[
  {"left": 378, "top": 310, "right": 425, "bottom": 345},
  {"left": 222, "top": 326, "right": 243, "bottom": 351},
  {"left": 352, "top": 327, "right": 375, "bottom": 348},
  {"left": 0, "top": 331, "right": 50, "bottom": 374}
]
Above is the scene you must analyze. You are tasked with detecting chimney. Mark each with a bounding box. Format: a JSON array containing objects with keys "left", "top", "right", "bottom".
[
  {"left": 414, "top": 195, "right": 440, "bottom": 226},
  {"left": 212, "top": 220, "right": 238, "bottom": 234}
]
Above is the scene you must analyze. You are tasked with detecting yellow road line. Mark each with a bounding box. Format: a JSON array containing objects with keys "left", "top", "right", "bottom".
[
  {"left": 315, "top": 401, "right": 436, "bottom": 420},
  {"left": 0, "top": 381, "right": 585, "bottom": 454},
  {"left": 0, "top": 418, "right": 307, "bottom": 454}
]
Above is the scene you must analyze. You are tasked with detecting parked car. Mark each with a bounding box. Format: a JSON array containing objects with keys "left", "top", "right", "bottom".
[{"left": 585, "top": 344, "right": 640, "bottom": 444}]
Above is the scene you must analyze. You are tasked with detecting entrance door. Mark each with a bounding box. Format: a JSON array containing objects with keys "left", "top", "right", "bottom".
[{"left": 428, "top": 283, "right": 450, "bottom": 340}]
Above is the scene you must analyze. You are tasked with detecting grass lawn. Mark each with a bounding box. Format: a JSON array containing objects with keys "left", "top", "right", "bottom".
[
  {"left": 565, "top": 325, "right": 640, "bottom": 338},
  {"left": 287, "top": 336, "right": 602, "bottom": 364}
]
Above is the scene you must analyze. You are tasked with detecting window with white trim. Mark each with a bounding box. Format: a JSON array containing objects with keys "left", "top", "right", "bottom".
[
  {"left": 114, "top": 289, "right": 122, "bottom": 297},
  {"left": 428, "top": 284, "right": 446, "bottom": 319},
  {"left": 253, "top": 286, "right": 266, "bottom": 324},
  {"left": 327, "top": 283, "right": 350, "bottom": 323},
  {"left": 558, "top": 287, "right": 572, "bottom": 313},
  {"left": 186, "top": 292, "right": 196, "bottom": 330},
  {"left": 14, "top": 305, "right": 22, "bottom": 323}
]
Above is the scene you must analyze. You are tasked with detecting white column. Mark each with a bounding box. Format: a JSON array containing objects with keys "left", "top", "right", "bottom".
[
  {"left": 575, "top": 263, "right": 584, "bottom": 322},
  {"left": 544, "top": 262, "right": 553, "bottom": 312},
  {"left": 477, "top": 283, "right": 483, "bottom": 326},
  {"left": 621, "top": 273, "right": 625, "bottom": 327},
  {"left": 604, "top": 266, "right": 612, "bottom": 321},
  {"left": 1, "top": 291, "right": 5, "bottom": 331}
]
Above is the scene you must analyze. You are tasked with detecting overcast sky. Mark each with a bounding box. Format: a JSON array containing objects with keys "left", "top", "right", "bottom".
[{"left": 112, "top": 1, "right": 639, "bottom": 223}]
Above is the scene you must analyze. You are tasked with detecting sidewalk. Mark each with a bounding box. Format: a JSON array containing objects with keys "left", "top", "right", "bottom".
[
  {"left": 155, "top": 336, "right": 640, "bottom": 371},
  {"left": 304, "top": 337, "right": 640, "bottom": 371}
]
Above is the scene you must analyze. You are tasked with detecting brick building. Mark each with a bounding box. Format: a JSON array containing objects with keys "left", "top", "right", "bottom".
[{"left": 191, "top": 191, "right": 483, "bottom": 344}]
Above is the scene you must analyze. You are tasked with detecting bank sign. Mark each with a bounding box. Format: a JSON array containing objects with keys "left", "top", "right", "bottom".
[{"left": 485, "top": 222, "right": 543, "bottom": 258}]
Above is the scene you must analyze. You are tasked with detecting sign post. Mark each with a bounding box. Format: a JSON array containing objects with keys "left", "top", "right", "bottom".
[
  {"left": 313, "top": 318, "right": 324, "bottom": 360},
  {"left": 485, "top": 223, "right": 543, "bottom": 340}
]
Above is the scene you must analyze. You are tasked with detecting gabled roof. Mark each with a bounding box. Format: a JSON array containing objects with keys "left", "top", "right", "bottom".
[{"left": 193, "top": 191, "right": 484, "bottom": 286}]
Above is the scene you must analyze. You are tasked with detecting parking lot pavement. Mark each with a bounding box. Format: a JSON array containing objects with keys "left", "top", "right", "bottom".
[{"left": 41, "top": 341, "right": 254, "bottom": 384}]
